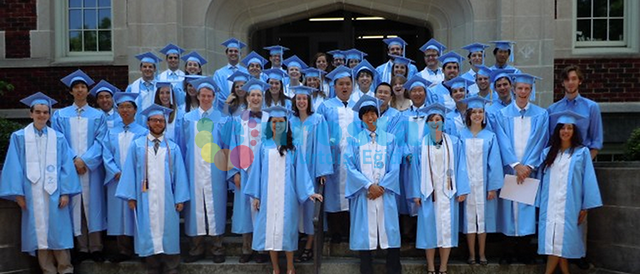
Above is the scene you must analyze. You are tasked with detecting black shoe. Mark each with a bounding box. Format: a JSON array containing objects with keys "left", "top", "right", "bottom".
[
  {"left": 90, "top": 251, "right": 105, "bottom": 263},
  {"left": 575, "top": 257, "right": 590, "bottom": 270},
  {"left": 183, "top": 254, "right": 205, "bottom": 263},
  {"left": 212, "top": 254, "right": 226, "bottom": 263},
  {"left": 239, "top": 253, "right": 253, "bottom": 263},
  {"left": 72, "top": 251, "right": 91, "bottom": 265},
  {"left": 254, "top": 253, "right": 269, "bottom": 263},
  {"left": 109, "top": 253, "right": 131, "bottom": 263},
  {"left": 295, "top": 249, "right": 313, "bottom": 263}
]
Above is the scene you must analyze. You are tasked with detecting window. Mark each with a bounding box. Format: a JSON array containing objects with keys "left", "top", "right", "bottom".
[
  {"left": 68, "top": 0, "right": 112, "bottom": 52},
  {"left": 575, "top": 0, "right": 625, "bottom": 47}
]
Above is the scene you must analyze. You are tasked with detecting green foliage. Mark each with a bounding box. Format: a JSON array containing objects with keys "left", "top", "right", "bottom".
[
  {"left": 0, "top": 80, "right": 15, "bottom": 96},
  {"left": 0, "top": 117, "right": 25, "bottom": 161},
  {"left": 624, "top": 128, "right": 640, "bottom": 161}
]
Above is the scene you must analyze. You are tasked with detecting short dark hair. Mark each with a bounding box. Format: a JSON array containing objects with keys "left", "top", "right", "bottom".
[
  {"left": 357, "top": 69, "right": 373, "bottom": 79},
  {"left": 358, "top": 105, "right": 379, "bottom": 120},
  {"left": 561, "top": 65, "right": 584, "bottom": 81}
]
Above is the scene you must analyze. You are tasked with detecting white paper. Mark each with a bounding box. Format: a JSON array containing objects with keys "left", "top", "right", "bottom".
[{"left": 499, "top": 174, "right": 540, "bottom": 206}]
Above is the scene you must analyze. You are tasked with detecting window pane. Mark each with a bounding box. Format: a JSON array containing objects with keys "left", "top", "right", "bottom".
[
  {"left": 84, "top": 9, "right": 97, "bottom": 29},
  {"left": 69, "top": 9, "right": 82, "bottom": 30},
  {"left": 98, "top": 9, "right": 111, "bottom": 29},
  {"left": 69, "top": 0, "right": 82, "bottom": 8},
  {"left": 610, "top": 0, "right": 624, "bottom": 16},
  {"left": 576, "top": 19, "right": 591, "bottom": 41},
  {"left": 593, "top": 0, "right": 608, "bottom": 17},
  {"left": 592, "top": 19, "right": 607, "bottom": 41},
  {"left": 98, "top": 0, "right": 110, "bottom": 7},
  {"left": 609, "top": 19, "right": 624, "bottom": 41},
  {"left": 577, "top": 0, "right": 592, "bottom": 18},
  {"left": 69, "top": 31, "right": 83, "bottom": 51},
  {"left": 83, "top": 0, "right": 96, "bottom": 8},
  {"left": 84, "top": 30, "right": 97, "bottom": 51},
  {"left": 98, "top": 31, "right": 112, "bottom": 51}
]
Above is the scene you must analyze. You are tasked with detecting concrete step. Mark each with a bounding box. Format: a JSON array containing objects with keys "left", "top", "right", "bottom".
[{"left": 74, "top": 257, "right": 608, "bottom": 274}]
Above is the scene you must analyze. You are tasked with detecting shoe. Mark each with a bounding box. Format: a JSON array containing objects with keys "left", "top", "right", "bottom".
[
  {"left": 575, "top": 257, "right": 590, "bottom": 270},
  {"left": 90, "top": 251, "right": 105, "bottom": 263},
  {"left": 254, "top": 253, "right": 269, "bottom": 263},
  {"left": 331, "top": 233, "right": 342, "bottom": 243},
  {"left": 109, "top": 253, "right": 131, "bottom": 263},
  {"left": 183, "top": 253, "right": 205, "bottom": 263},
  {"left": 479, "top": 257, "right": 488, "bottom": 266},
  {"left": 438, "top": 271, "right": 447, "bottom": 274},
  {"left": 294, "top": 249, "right": 313, "bottom": 262},
  {"left": 239, "top": 253, "right": 253, "bottom": 263},
  {"left": 212, "top": 254, "right": 226, "bottom": 263},
  {"left": 71, "top": 251, "right": 90, "bottom": 265},
  {"left": 467, "top": 257, "right": 476, "bottom": 265},
  {"left": 427, "top": 271, "right": 436, "bottom": 274}
]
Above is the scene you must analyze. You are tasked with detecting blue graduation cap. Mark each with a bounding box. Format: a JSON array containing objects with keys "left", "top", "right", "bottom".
[
  {"left": 390, "top": 55, "right": 414, "bottom": 66},
  {"left": 491, "top": 40, "right": 516, "bottom": 63},
  {"left": 302, "top": 67, "right": 327, "bottom": 78},
  {"left": 344, "top": 48, "right": 368, "bottom": 61},
  {"left": 264, "top": 45, "right": 289, "bottom": 56},
  {"left": 283, "top": 55, "right": 308, "bottom": 70},
  {"left": 462, "top": 42, "right": 490, "bottom": 54},
  {"left": 136, "top": 52, "right": 162, "bottom": 64},
  {"left": 352, "top": 59, "right": 376, "bottom": 76},
  {"left": 241, "top": 51, "right": 268, "bottom": 67},
  {"left": 461, "top": 96, "right": 490, "bottom": 109},
  {"left": 89, "top": 80, "right": 120, "bottom": 97},
  {"left": 509, "top": 73, "right": 542, "bottom": 101},
  {"left": 221, "top": 37, "right": 246, "bottom": 49},
  {"left": 490, "top": 68, "right": 516, "bottom": 84},
  {"left": 383, "top": 37, "right": 408, "bottom": 48},
  {"left": 159, "top": 43, "right": 185, "bottom": 56},
  {"left": 227, "top": 71, "right": 251, "bottom": 82},
  {"left": 241, "top": 78, "right": 270, "bottom": 93},
  {"left": 156, "top": 81, "right": 173, "bottom": 89},
  {"left": 327, "top": 50, "right": 345, "bottom": 60},
  {"left": 184, "top": 75, "right": 205, "bottom": 84},
  {"left": 20, "top": 92, "right": 57, "bottom": 108},
  {"left": 438, "top": 51, "right": 465, "bottom": 66},
  {"left": 141, "top": 104, "right": 173, "bottom": 119},
  {"left": 114, "top": 92, "right": 139, "bottom": 106},
  {"left": 403, "top": 75, "right": 432, "bottom": 90},
  {"left": 418, "top": 102, "right": 448, "bottom": 118},
  {"left": 352, "top": 94, "right": 381, "bottom": 114},
  {"left": 191, "top": 77, "right": 218, "bottom": 93},
  {"left": 419, "top": 38, "right": 446, "bottom": 53},
  {"left": 550, "top": 110, "right": 586, "bottom": 125},
  {"left": 60, "top": 69, "right": 95, "bottom": 88},
  {"left": 445, "top": 76, "right": 474, "bottom": 90},
  {"left": 475, "top": 65, "right": 493, "bottom": 77},
  {"left": 325, "top": 65, "right": 352, "bottom": 81},
  {"left": 291, "top": 85, "right": 316, "bottom": 96},
  {"left": 263, "top": 105, "right": 291, "bottom": 118},
  {"left": 263, "top": 69, "right": 286, "bottom": 81},
  {"left": 181, "top": 51, "right": 208, "bottom": 65}
]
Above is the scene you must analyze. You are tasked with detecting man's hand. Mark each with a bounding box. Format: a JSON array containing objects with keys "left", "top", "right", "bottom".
[
  {"left": 115, "top": 172, "right": 121, "bottom": 181},
  {"left": 514, "top": 164, "right": 532, "bottom": 184},
  {"left": 578, "top": 210, "right": 588, "bottom": 225},
  {"left": 176, "top": 203, "right": 184, "bottom": 212},
  {"left": 487, "top": 190, "right": 497, "bottom": 200},
  {"left": 457, "top": 194, "right": 467, "bottom": 202},
  {"left": 413, "top": 198, "right": 421, "bottom": 207},
  {"left": 253, "top": 199, "right": 260, "bottom": 211},
  {"left": 367, "top": 184, "right": 384, "bottom": 200},
  {"left": 234, "top": 174, "right": 241, "bottom": 189},
  {"left": 74, "top": 158, "right": 87, "bottom": 175},
  {"left": 59, "top": 195, "right": 69, "bottom": 208},
  {"left": 128, "top": 200, "right": 136, "bottom": 210},
  {"left": 16, "top": 196, "right": 26, "bottom": 210},
  {"left": 310, "top": 193, "right": 323, "bottom": 202}
]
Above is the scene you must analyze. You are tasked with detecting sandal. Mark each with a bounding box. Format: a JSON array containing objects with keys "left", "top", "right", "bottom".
[
  {"left": 467, "top": 257, "right": 477, "bottom": 265},
  {"left": 294, "top": 249, "right": 313, "bottom": 262},
  {"left": 479, "top": 257, "right": 488, "bottom": 266},
  {"left": 427, "top": 271, "right": 436, "bottom": 274},
  {"left": 438, "top": 271, "right": 447, "bottom": 274}
]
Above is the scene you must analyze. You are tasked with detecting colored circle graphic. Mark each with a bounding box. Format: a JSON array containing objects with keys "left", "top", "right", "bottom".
[
  {"left": 251, "top": 129, "right": 260, "bottom": 137},
  {"left": 214, "top": 148, "right": 233, "bottom": 171},
  {"left": 195, "top": 131, "right": 213, "bottom": 148},
  {"left": 230, "top": 145, "right": 254, "bottom": 170},
  {"left": 201, "top": 143, "right": 221, "bottom": 164},
  {"left": 197, "top": 118, "right": 214, "bottom": 132}
]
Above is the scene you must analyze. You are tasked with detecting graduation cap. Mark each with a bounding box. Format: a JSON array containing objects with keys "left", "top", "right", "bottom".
[
  {"left": 141, "top": 104, "right": 173, "bottom": 119},
  {"left": 490, "top": 40, "right": 516, "bottom": 63},
  {"left": 114, "top": 92, "right": 139, "bottom": 106},
  {"left": 191, "top": 77, "right": 218, "bottom": 93},
  {"left": 327, "top": 50, "right": 345, "bottom": 60},
  {"left": 227, "top": 71, "right": 251, "bottom": 82},
  {"left": 462, "top": 42, "right": 490, "bottom": 65},
  {"left": 344, "top": 48, "right": 368, "bottom": 61},
  {"left": 490, "top": 68, "right": 516, "bottom": 84},
  {"left": 241, "top": 78, "right": 270, "bottom": 93},
  {"left": 390, "top": 55, "right": 414, "bottom": 66},
  {"left": 291, "top": 85, "right": 316, "bottom": 96},
  {"left": 159, "top": 43, "right": 185, "bottom": 56},
  {"left": 461, "top": 96, "right": 490, "bottom": 109},
  {"left": 60, "top": 69, "right": 95, "bottom": 88},
  {"left": 475, "top": 65, "right": 493, "bottom": 77},
  {"left": 221, "top": 37, "right": 246, "bottom": 49},
  {"left": 136, "top": 52, "right": 162, "bottom": 64},
  {"left": 438, "top": 51, "right": 465, "bottom": 67},
  {"left": 418, "top": 102, "right": 448, "bottom": 118},
  {"left": 403, "top": 75, "right": 432, "bottom": 90},
  {"left": 550, "top": 110, "right": 586, "bottom": 125},
  {"left": 509, "top": 73, "right": 542, "bottom": 101},
  {"left": 263, "top": 68, "right": 286, "bottom": 81},
  {"left": 241, "top": 51, "right": 268, "bottom": 67},
  {"left": 263, "top": 105, "right": 291, "bottom": 118},
  {"left": 181, "top": 51, "right": 208, "bottom": 65},
  {"left": 352, "top": 59, "right": 377, "bottom": 76},
  {"left": 302, "top": 67, "right": 327, "bottom": 78},
  {"left": 419, "top": 38, "right": 446, "bottom": 53},
  {"left": 89, "top": 80, "right": 120, "bottom": 97},
  {"left": 264, "top": 45, "right": 289, "bottom": 56},
  {"left": 283, "top": 55, "right": 308, "bottom": 70},
  {"left": 445, "top": 76, "right": 474, "bottom": 91},
  {"left": 184, "top": 75, "right": 205, "bottom": 84},
  {"left": 352, "top": 94, "right": 382, "bottom": 116},
  {"left": 325, "top": 65, "right": 352, "bottom": 81},
  {"left": 20, "top": 92, "right": 57, "bottom": 108}
]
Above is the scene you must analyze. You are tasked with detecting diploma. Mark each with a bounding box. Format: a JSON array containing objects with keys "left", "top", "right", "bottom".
[{"left": 499, "top": 174, "right": 540, "bottom": 206}]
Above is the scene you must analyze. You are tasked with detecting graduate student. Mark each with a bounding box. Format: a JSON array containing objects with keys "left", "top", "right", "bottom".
[
  {"left": 418, "top": 38, "right": 446, "bottom": 85},
  {"left": 52, "top": 70, "right": 108, "bottom": 264},
  {"left": 390, "top": 75, "right": 411, "bottom": 112},
  {"left": 263, "top": 68, "right": 291, "bottom": 110},
  {"left": 494, "top": 73, "right": 549, "bottom": 264},
  {"left": 242, "top": 51, "right": 270, "bottom": 82},
  {"left": 157, "top": 43, "right": 186, "bottom": 84},
  {"left": 283, "top": 55, "right": 308, "bottom": 98},
  {"left": 244, "top": 106, "right": 323, "bottom": 274},
  {"left": 409, "top": 103, "right": 469, "bottom": 274},
  {"left": 458, "top": 97, "right": 503, "bottom": 266},
  {"left": 468, "top": 65, "right": 498, "bottom": 102},
  {"left": 126, "top": 52, "right": 162, "bottom": 112},
  {"left": 1, "top": 92, "right": 81, "bottom": 274},
  {"left": 182, "top": 51, "right": 207, "bottom": 76},
  {"left": 345, "top": 95, "right": 402, "bottom": 274},
  {"left": 223, "top": 71, "right": 252, "bottom": 117},
  {"left": 460, "top": 42, "right": 490, "bottom": 84},
  {"left": 351, "top": 59, "right": 378, "bottom": 102},
  {"left": 152, "top": 81, "right": 184, "bottom": 142},
  {"left": 102, "top": 92, "right": 148, "bottom": 263},
  {"left": 90, "top": 80, "right": 122, "bottom": 130},
  {"left": 443, "top": 76, "right": 474, "bottom": 138},
  {"left": 116, "top": 104, "right": 190, "bottom": 274},
  {"left": 302, "top": 67, "right": 329, "bottom": 111},
  {"left": 489, "top": 41, "right": 521, "bottom": 73},
  {"left": 427, "top": 51, "right": 465, "bottom": 110},
  {"left": 213, "top": 38, "right": 249, "bottom": 110},
  {"left": 264, "top": 45, "right": 289, "bottom": 72},
  {"left": 538, "top": 111, "right": 602, "bottom": 274},
  {"left": 183, "top": 75, "right": 204, "bottom": 113},
  {"left": 485, "top": 69, "right": 516, "bottom": 131},
  {"left": 376, "top": 37, "right": 418, "bottom": 84}
]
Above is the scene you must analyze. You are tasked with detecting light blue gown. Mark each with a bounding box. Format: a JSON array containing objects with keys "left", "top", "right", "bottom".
[
  {"left": 213, "top": 64, "right": 249, "bottom": 110},
  {"left": 427, "top": 83, "right": 455, "bottom": 110},
  {"left": 494, "top": 102, "right": 549, "bottom": 236},
  {"left": 116, "top": 136, "right": 190, "bottom": 257},
  {"left": 345, "top": 129, "right": 402, "bottom": 250},
  {"left": 444, "top": 109, "right": 465, "bottom": 138},
  {"left": 377, "top": 107, "right": 409, "bottom": 214},
  {"left": 375, "top": 60, "right": 418, "bottom": 85},
  {"left": 104, "top": 108, "right": 123, "bottom": 130},
  {"left": 102, "top": 122, "right": 148, "bottom": 236},
  {"left": 547, "top": 95, "right": 603, "bottom": 150},
  {"left": 399, "top": 105, "right": 429, "bottom": 215},
  {"left": 0, "top": 126, "right": 81, "bottom": 255},
  {"left": 244, "top": 139, "right": 315, "bottom": 251}
]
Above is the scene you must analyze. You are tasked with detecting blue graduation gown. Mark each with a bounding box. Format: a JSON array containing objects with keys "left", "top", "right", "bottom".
[
  {"left": 316, "top": 98, "right": 362, "bottom": 212},
  {"left": 115, "top": 136, "right": 190, "bottom": 257},
  {"left": 399, "top": 106, "right": 429, "bottom": 215},
  {"left": 244, "top": 139, "right": 314, "bottom": 251},
  {"left": 213, "top": 64, "right": 249, "bottom": 111},
  {"left": 375, "top": 60, "right": 418, "bottom": 85},
  {"left": 444, "top": 109, "right": 465, "bottom": 138},
  {"left": 547, "top": 95, "right": 603, "bottom": 150},
  {"left": 409, "top": 134, "right": 470, "bottom": 249},
  {"left": 537, "top": 147, "right": 602, "bottom": 258},
  {"left": 102, "top": 122, "right": 148, "bottom": 236},
  {"left": 485, "top": 99, "right": 510, "bottom": 133},
  {"left": 459, "top": 128, "right": 504, "bottom": 234},
  {"left": 494, "top": 102, "right": 549, "bottom": 236},
  {"left": 418, "top": 67, "right": 444, "bottom": 85},
  {"left": 104, "top": 108, "right": 123, "bottom": 130},
  {"left": 0, "top": 127, "right": 81, "bottom": 254},
  {"left": 180, "top": 108, "right": 232, "bottom": 237},
  {"left": 427, "top": 83, "right": 455, "bottom": 110},
  {"left": 290, "top": 113, "right": 334, "bottom": 235},
  {"left": 164, "top": 108, "right": 185, "bottom": 143},
  {"left": 51, "top": 104, "right": 107, "bottom": 235},
  {"left": 377, "top": 107, "right": 410, "bottom": 214},
  {"left": 345, "top": 129, "right": 402, "bottom": 250}
]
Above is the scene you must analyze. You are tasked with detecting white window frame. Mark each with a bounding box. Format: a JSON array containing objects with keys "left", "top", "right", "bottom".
[
  {"left": 572, "top": 0, "right": 640, "bottom": 55},
  {"left": 54, "top": 0, "right": 113, "bottom": 62}
]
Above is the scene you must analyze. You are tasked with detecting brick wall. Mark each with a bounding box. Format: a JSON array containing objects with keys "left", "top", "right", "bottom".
[
  {"left": 0, "top": 0, "right": 37, "bottom": 58},
  {"left": 0, "top": 66, "right": 129, "bottom": 108},
  {"left": 554, "top": 58, "right": 640, "bottom": 103}
]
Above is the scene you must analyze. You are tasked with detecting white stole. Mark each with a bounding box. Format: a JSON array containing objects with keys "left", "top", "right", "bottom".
[
  {"left": 25, "top": 123, "right": 58, "bottom": 194},
  {"left": 420, "top": 134, "right": 457, "bottom": 199}
]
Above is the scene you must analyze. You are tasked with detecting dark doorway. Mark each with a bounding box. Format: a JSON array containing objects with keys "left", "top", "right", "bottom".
[{"left": 251, "top": 10, "right": 432, "bottom": 70}]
